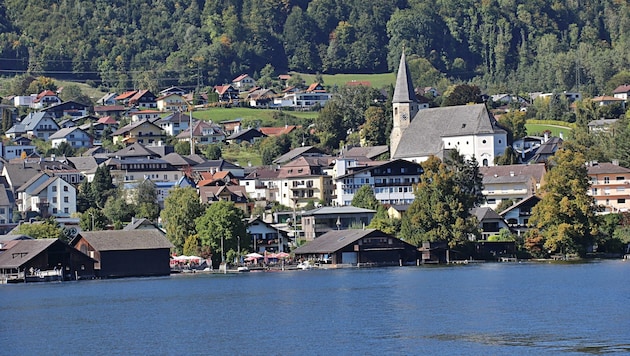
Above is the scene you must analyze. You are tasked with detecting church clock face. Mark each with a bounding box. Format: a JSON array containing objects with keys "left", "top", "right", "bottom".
[{"left": 401, "top": 112, "right": 408, "bottom": 120}]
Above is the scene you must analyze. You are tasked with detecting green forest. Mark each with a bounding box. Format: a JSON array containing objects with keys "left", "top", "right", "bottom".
[{"left": 1, "top": 0, "right": 630, "bottom": 96}]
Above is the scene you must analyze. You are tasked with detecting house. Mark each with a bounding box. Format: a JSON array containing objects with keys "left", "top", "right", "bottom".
[
  {"left": 6, "top": 112, "right": 59, "bottom": 140},
  {"left": 2, "top": 138, "right": 37, "bottom": 160},
  {"left": 176, "top": 120, "right": 225, "bottom": 145},
  {"left": 110, "top": 119, "right": 166, "bottom": 146},
  {"left": 16, "top": 173, "right": 77, "bottom": 218},
  {"left": 191, "top": 158, "right": 245, "bottom": 178},
  {"left": 213, "top": 85, "right": 240, "bottom": 104},
  {"left": 219, "top": 118, "right": 242, "bottom": 136},
  {"left": 587, "top": 161, "right": 630, "bottom": 213},
  {"left": 196, "top": 171, "right": 238, "bottom": 187},
  {"left": 300, "top": 206, "right": 376, "bottom": 240},
  {"left": 198, "top": 185, "right": 251, "bottom": 215},
  {"left": 273, "top": 83, "right": 333, "bottom": 109},
  {"left": 259, "top": 125, "right": 298, "bottom": 137},
  {"left": 247, "top": 215, "right": 287, "bottom": 254},
  {"left": 387, "top": 204, "right": 410, "bottom": 220},
  {"left": 390, "top": 52, "right": 507, "bottom": 167},
  {"left": 79, "top": 116, "right": 119, "bottom": 142},
  {"left": 333, "top": 159, "right": 423, "bottom": 206},
  {"left": 41, "top": 101, "right": 89, "bottom": 119},
  {"left": 292, "top": 229, "right": 417, "bottom": 267},
  {"left": 49, "top": 127, "right": 93, "bottom": 149},
  {"left": 240, "top": 167, "right": 280, "bottom": 202},
  {"left": 105, "top": 155, "right": 180, "bottom": 184},
  {"left": 66, "top": 156, "right": 103, "bottom": 182},
  {"left": 273, "top": 146, "right": 328, "bottom": 165},
  {"left": 226, "top": 128, "right": 266, "bottom": 145},
  {"left": 591, "top": 95, "right": 626, "bottom": 108},
  {"left": 128, "top": 90, "right": 157, "bottom": 108},
  {"left": 114, "top": 90, "right": 138, "bottom": 106},
  {"left": 538, "top": 91, "right": 582, "bottom": 103},
  {"left": 246, "top": 88, "right": 277, "bottom": 107},
  {"left": 612, "top": 84, "right": 630, "bottom": 101},
  {"left": 13, "top": 95, "right": 34, "bottom": 107},
  {"left": 97, "top": 92, "right": 118, "bottom": 106},
  {"left": 529, "top": 135, "right": 562, "bottom": 163},
  {"left": 500, "top": 195, "right": 541, "bottom": 237},
  {"left": 0, "top": 238, "right": 95, "bottom": 283},
  {"left": 339, "top": 145, "right": 389, "bottom": 161},
  {"left": 71, "top": 229, "right": 173, "bottom": 278},
  {"left": 156, "top": 93, "right": 187, "bottom": 112},
  {"left": 470, "top": 207, "right": 511, "bottom": 241},
  {"left": 123, "top": 217, "right": 158, "bottom": 230},
  {"left": 31, "top": 90, "right": 61, "bottom": 109},
  {"left": 155, "top": 112, "right": 192, "bottom": 136},
  {"left": 232, "top": 74, "right": 256, "bottom": 91},
  {"left": 276, "top": 156, "right": 335, "bottom": 208},
  {"left": 159, "top": 86, "right": 186, "bottom": 97},
  {"left": 130, "top": 110, "right": 161, "bottom": 123},
  {"left": 0, "top": 179, "right": 16, "bottom": 234},
  {"left": 479, "top": 163, "right": 546, "bottom": 210}
]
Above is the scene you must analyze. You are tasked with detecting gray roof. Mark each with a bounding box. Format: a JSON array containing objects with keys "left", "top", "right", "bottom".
[
  {"left": 110, "top": 142, "right": 160, "bottom": 158},
  {"left": 31, "top": 176, "right": 58, "bottom": 195},
  {"left": 273, "top": 146, "right": 326, "bottom": 164},
  {"left": 21, "top": 112, "right": 58, "bottom": 131},
  {"left": 161, "top": 152, "right": 198, "bottom": 167},
  {"left": 3, "top": 162, "right": 42, "bottom": 191},
  {"left": 340, "top": 145, "right": 389, "bottom": 160},
  {"left": 0, "top": 234, "right": 33, "bottom": 243},
  {"left": 302, "top": 206, "right": 376, "bottom": 216},
  {"left": 293, "top": 229, "right": 383, "bottom": 254},
  {"left": 67, "top": 156, "right": 101, "bottom": 173},
  {"left": 75, "top": 230, "right": 173, "bottom": 251},
  {"left": 392, "top": 52, "right": 416, "bottom": 104},
  {"left": 471, "top": 207, "right": 504, "bottom": 222},
  {"left": 587, "top": 162, "right": 630, "bottom": 175},
  {"left": 0, "top": 239, "right": 58, "bottom": 269},
  {"left": 48, "top": 127, "right": 88, "bottom": 140},
  {"left": 393, "top": 104, "right": 506, "bottom": 159},
  {"left": 480, "top": 163, "right": 546, "bottom": 184},
  {"left": 123, "top": 218, "right": 157, "bottom": 231},
  {"left": 16, "top": 172, "right": 49, "bottom": 193}
]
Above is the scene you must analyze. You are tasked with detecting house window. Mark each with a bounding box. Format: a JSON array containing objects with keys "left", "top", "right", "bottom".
[
  {"left": 64, "top": 208, "right": 69, "bottom": 214},
  {"left": 52, "top": 186, "right": 57, "bottom": 192},
  {"left": 63, "top": 186, "right": 68, "bottom": 192},
  {"left": 64, "top": 197, "right": 69, "bottom": 203},
  {"left": 0, "top": 208, "right": 4, "bottom": 214},
  {"left": 53, "top": 197, "right": 58, "bottom": 203},
  {"left": 604, "top": 177, "right": 610, "bottom": 184},
  {"left": 53, "top": 208, "right": 58, "bottom": 214},
  {"left": 618, "top": 199, "right": 626, "bottom": 204}
]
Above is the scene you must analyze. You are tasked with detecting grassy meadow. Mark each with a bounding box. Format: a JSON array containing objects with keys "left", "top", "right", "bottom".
[
  {"left": 525, "top": 123, "right": 573, "bottom": 138},
  {"left": 294, "top": 72, "right": 396, "bottom": 89}
]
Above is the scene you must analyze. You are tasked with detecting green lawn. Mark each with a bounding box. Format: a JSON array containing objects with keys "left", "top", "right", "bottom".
[
  {"left": 525, "top": 123, "right": 573, "bottom": 138},
  {"left": 292, "top": 72, "right": 396, "bottom": 89},
  {"left": 191, "top": 107, "right": 316, "bottom": 126}
]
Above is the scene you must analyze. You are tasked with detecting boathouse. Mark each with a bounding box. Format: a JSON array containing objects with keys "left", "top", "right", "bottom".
[
  {"left": 292, "top": 229, "right": 417, "bottom": 267},
  {"left": 71, "top": 229, "right": 173, "bottom": 278},
  {"left": 0, "top": 238, "right": 95, "bottom": 283}
]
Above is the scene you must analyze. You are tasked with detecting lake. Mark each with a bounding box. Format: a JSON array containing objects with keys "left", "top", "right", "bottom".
[{"left": 1, "top": 261, "right": 629, "bottom": 355}]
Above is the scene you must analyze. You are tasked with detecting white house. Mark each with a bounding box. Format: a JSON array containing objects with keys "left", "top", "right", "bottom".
[
  {"left": 49, "top": 127, "right": 93, "bottom": 149},
  {"left": 16, "top": 173, "right": 77, "bottom": 218}
]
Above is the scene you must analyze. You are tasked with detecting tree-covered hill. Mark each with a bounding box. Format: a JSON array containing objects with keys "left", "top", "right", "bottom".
[{"left": 1, "top": 0, "right": 629, "bottom": 96}]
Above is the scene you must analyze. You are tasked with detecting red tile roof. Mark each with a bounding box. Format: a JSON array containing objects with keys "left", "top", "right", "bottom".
[
  {"left": 232, "top": 74, "right": 250, "bottom": 82},
  {"left": 612, "top": 84, "right": 630, "bottom": 93},
  {"left": 115, "top": 91, "right": 138, "bottom": 100},
  {"left": 259, "top": 125, "right": 298, "bottom": 136}
]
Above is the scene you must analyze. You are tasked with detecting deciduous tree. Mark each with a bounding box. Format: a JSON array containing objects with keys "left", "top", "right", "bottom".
[
  {"left": 161, "top": 187, "right": 205, "bottom": 253},
  {"left": 195, "top": 200, "right": 247, "bottom": 268}
]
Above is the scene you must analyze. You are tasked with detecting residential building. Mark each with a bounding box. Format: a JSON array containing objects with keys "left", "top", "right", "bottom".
[
  {"left": 16, "top": 173, "right": 76, "bottom": 218},
  {"left": 479, "top": 163, "right": 546, "bottom": 210},
  {"left": 159, "top": 86, "right": 186, "bottom": 97},
  {"left": 5, "top": 112, "right": 59, "bottom": 140},
  {"left": 390, "top": 52, "right": 507, "bottom": 166},
  {"left": 40, "top": 101, "right": 89, "bottom": 119},
  {"left": 191, "top": 159, "right": 245, "bottom": 179},
  {"left": 273, "top": 83, "right": 333, "bottom": 109},
  {"left": 198, "top": 185, "right": 251, "bottom": 215},
  {"left": 128, "top": 90, "right": 157, "bottom": 109},
  {"left": 176, "top": 120, "right": 225, "bottom": 145},
  {"left": 246, "top": 88, "right": 277, "bottom": 107},
  {"left": 240, "top": 167, "right": 280, "bottom": 202},
  {"left": 30, "top": 90, "right": 61, "bottom": 109},
  {"left": 333, "top": 158, "right": 423, "bottom": 206},
  {"left": 612, "top": 84, "right": 630, "bottom": 101},
  {"left": 49, "top": 127, "right": 93, "bottom": 149},
  {"left": 232, "top": 74, "right": 256, "bottom": 91},
  {"left": 587, "top": 161, "right": 630, "bottom": 213},
  {"left": 226, "top": 128, "right": 266, "bottom": 145},
  {"left": 273, "top": 146, "right": 328, "bottom": 165},
  {"left": 500, "top": 195, "right": 541, "bottom": 237},
  {"left": 300, "top": 206, "right": 375, "bottom": 241},
  {"left": 247, "top": 216, "right": 286, "bottom": 254},
  {"left": 97, "top": 92, "right": 118, "bottom": 106},
  {"left": 130, "top": 110, "right": 161, "bottom": 123},
  {"left": 155, "top": 112, "right": 192, "bottom": 136},
  {"left": 156, "top": 93, "right": 187, "bottom": 111},
  {"left": 110, "top": 119, "right": 165, "bottom": 146},
  {"left": 276, "top": 156, "right": 334, "bottom": 208},
  {"left": 213, "top": 85, "right": 240, "bottom": 104}
]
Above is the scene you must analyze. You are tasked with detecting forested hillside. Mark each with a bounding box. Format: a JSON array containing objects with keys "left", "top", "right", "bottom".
[{"left": 1, "top": 0, "right": 629, "bottom": 96}]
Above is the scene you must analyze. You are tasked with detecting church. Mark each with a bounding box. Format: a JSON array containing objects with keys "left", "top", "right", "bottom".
[{"left": 390, "top": 52, "right": 507, "bottom": 167}]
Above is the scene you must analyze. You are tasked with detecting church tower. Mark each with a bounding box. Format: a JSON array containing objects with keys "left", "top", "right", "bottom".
[{"left": 390, "top": 50, "right": 418, "bottom": 157}]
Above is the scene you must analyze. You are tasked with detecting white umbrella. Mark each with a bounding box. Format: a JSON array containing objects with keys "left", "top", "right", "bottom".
[{"left": 245, "top": 252, "right": 264, "bottom": 259}]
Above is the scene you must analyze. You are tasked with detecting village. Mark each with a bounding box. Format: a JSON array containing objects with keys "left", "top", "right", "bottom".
[{"left": 1, "top": 53, "right": 630, "bottom": 284}]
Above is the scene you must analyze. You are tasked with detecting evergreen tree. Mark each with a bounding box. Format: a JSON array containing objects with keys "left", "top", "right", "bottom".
[
  {"left": 90, "top": 165, "right": 115, "bottom": 208},
  {"left": 351, "top": 185, "right": 380, "bottom": 210}
]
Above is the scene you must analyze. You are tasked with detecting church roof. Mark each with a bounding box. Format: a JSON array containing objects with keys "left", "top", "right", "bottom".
[
  {"left": 392, "top": 104, "right": 506, "bottom": 159},
  {"left": 392, "top": 51, "right": 416, "bottom": 104}
]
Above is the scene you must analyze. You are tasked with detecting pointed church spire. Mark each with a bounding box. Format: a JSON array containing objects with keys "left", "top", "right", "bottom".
[{"left": 392, "top": 49, "right": 416, "bottom": 104}]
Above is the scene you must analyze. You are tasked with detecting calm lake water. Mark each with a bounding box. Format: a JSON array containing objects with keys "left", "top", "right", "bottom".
[{"left": 1, "top": 260, "right": 629, "bottom": 355}]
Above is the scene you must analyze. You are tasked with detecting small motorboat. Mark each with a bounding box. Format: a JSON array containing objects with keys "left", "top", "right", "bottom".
[
  {"left": 237, "top": 266, "right": 250, "bottom": 272},
  {"left": 297, "top": 261, "right": 313, "bottom": 270}
]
